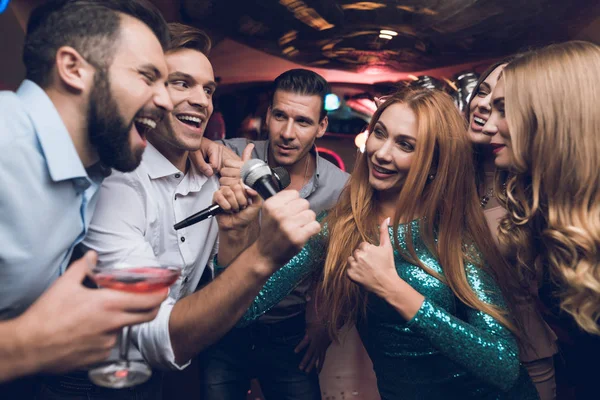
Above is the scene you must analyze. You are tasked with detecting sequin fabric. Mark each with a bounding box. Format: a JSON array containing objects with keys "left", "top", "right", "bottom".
[{"left": 233, "top": 216, "right": 539, "bottom": 399}]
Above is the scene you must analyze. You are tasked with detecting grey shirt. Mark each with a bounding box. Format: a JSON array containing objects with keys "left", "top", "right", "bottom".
[{"left": 222, "top": 138, "right": 349, "bottom": 323}]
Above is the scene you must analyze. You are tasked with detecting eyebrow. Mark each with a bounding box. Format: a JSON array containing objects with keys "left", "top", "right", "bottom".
[
  {"left": 479, "top": 82, "right": 491, "bottom": 92},
  {"left": 139, "top": 64, "right": 162, "bottom": 79},
  {"left": 168, "top": 71, "right": 217, "bottom": 88},
  {"left": 375, "top": 120, "right": 416, "bottom": 141},
  {"left": 272, "top": 108, "right": 315, "bottom": 125}
]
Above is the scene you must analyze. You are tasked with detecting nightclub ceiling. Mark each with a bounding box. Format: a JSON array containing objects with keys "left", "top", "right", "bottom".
[{"left": 177, "top": 0, "right": 600, "bottom": 73}]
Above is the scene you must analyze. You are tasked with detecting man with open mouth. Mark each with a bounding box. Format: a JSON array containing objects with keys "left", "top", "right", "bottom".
[
  {"left": 84, "top": 23, "right": 221, "bottom": 381},
  {"left": 83, "top": 24, "right": 322, "bottom": 399},
  {"left": 0, "top": 0, "right": 173, "bottom": 397}
]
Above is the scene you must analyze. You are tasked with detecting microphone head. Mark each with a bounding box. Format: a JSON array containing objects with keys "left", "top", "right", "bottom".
[
  {"left": 271, "top": 167, "right": 291, "bottom": 190},
  {"left": 241, "top": 159, "right": 272, "bottom": 188}
]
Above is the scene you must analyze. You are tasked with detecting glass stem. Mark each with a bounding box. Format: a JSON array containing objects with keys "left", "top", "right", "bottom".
[{"left": 120, "top": 326, "right": 132, "bottom": 365}]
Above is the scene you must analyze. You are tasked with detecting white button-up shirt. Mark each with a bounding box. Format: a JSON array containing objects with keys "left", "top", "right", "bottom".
[{"left": 83, "top": 143, "right": 219, "bottom": 369}]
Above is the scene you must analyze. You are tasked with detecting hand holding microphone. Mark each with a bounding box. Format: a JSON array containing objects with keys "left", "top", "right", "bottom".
[
  {"left": 177, "top": 146, "right": 321, "bottom": 270},
  {"left": 173, "top": 157, "right": 290, "bottom": 230}
]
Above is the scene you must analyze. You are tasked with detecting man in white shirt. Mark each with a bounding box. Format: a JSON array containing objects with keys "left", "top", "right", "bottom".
[{"left": 82, "top": 22, "right": 320, "bottom": 389}]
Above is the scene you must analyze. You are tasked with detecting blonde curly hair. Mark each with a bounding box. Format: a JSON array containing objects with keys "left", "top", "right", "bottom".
[{"left": 496, "top": 41, "right": 600, "bottom": 334}]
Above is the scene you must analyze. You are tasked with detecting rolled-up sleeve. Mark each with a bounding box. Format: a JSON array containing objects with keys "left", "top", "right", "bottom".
[{"left": 131, "top": 296, "right": 190, "bottom": 370}]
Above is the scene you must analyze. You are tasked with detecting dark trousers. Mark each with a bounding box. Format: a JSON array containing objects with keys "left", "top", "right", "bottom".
[
  {"left": 11, "top": 370, "right": 163, "bottom": 400},
  {"left": 199, "top": 313, "right": 321, "bottom": 400}
]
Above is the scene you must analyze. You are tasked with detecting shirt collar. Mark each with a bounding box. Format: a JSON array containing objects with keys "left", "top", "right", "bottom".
[
  {"left": 142, "top": 142, "right": 182, "bottom": 179},
  {"left": 17, "top": 80, "right": 88, "bottom": 183},
  {"left": 142, "top": 142, "right": 208, "bottom": 194}
]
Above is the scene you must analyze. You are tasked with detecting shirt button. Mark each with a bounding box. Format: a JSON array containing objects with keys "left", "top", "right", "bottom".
[
  {"left": 174, "top": 173, "right": 181, "bottom": 179},
  {"left": 180, "top": 236, "right": 186, "bottom": 242}
]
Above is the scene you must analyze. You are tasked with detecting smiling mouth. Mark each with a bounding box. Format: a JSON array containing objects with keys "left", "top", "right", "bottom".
[
  {"left": 473, "top": 116, "right": 486, "bottom": 127},
  {"left": 134, "top": 117, "right": 157, "bottom": 137},
  {"left": 372, "top": 164, "right": 395, "bottom": 175},
  {"left": 176, "top": 114, "right": 203, "bottom": 128}
]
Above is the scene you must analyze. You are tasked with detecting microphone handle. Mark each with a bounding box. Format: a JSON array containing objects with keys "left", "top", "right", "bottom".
[
  {"left": 173, "top": 203, "right": 221, "bottom": 230},
  {"left": 254, "top": 176, "right": 278, "bottom": 199}
]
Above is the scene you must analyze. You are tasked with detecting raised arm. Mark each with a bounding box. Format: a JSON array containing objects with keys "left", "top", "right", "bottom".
[
  {"left": 168, "top": 190, "right": 321, "bottom": 365},
  {"left": 235, "top": 217, "right": 327, "bottom": 325}
]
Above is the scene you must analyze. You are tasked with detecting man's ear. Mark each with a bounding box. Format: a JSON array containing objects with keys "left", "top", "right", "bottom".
[
  {"left": 54, "top": 46, "right": 94, "bottom": 92},
  {"left": 316, "top": 115, "right": 328, "bottom": 139}
]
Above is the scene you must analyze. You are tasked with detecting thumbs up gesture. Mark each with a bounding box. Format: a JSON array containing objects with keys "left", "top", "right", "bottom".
[
  {"left": 347, "top": 217, "right": 398, "bottom": 298},
  {"left": 218, "top": 143, "right": 255, "bottom": 187},
  {"left": 213, "top": 143, "right": 262, "bottom": 228},
  {"left": 347, "top": 217, "right": 425, "bottom": 319},
  {"left": 213, "top": 144, "right": 262, "bottom": 265}
]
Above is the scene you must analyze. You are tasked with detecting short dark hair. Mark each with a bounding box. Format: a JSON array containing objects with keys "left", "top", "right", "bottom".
[
  {"left": 272, "top": 69, "right": 330, "bottom": 121},
  {"left": 23, "top": 0, "right": 169, "bottom": 87},
  {"left": 167, "top": 23, "right": 211, "bottom": 56}
]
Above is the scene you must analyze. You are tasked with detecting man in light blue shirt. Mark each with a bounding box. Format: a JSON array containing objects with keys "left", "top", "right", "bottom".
[{"left": 0, "top": 0, "right": 174, "bottom": 387}]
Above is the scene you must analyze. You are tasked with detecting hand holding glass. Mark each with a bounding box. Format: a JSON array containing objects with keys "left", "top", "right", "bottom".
[{"left": 88, "top": 257, "right": 181, "bottom": 388}]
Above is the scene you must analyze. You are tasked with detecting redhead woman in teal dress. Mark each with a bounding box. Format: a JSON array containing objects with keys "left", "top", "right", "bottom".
[{"left": 216, "top": 88, "right": 539, "bottom": 399}]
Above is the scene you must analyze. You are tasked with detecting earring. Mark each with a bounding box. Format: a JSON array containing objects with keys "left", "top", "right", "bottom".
[{"left": 428, "top": 174, "right": 435, "bottom": 181}]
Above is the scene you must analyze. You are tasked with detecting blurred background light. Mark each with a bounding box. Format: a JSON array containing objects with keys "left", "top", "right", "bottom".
[
  {"left": 0, "top": 0, "right": 11, "bottom": 14},
  {"left": 325, "top": 93, "right": 341, "bottom": 111}
]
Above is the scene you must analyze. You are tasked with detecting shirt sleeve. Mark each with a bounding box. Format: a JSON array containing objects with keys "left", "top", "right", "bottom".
[
  {"left": 405, "top": 262, "right": 521, "bottom": 391},
  {"left": 83, "top": 172, "right": 186, "bottom": 370}
]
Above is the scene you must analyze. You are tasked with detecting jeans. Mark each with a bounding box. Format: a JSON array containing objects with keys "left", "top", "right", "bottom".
[
  {"left": 199, "top": 313, "right": 321, "bottom": 400},
  {"left": 34, "top": 371, "right": 162, "bottom": 400}
]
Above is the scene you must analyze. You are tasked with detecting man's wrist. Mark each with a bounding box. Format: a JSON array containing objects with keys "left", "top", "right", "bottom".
[
  {"left": 0, "top": 317, "right": 37, "bottom": 380},
  {"left": 218, "top": 226, "right": 253, "bottom": 241},
  {"left": 244, "top": 243, "right": 277, "bottom": 280},
  {"left": 217, "top": 230, "right": 255, "bottom": 266}
]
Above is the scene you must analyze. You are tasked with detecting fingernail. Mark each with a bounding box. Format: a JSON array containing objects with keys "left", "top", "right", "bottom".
[{"left": 385, "top": 217, "right": 391, "bottom": 226}]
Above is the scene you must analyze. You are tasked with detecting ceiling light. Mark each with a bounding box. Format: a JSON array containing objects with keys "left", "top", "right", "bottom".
[
  {"left": 379, "top": 34, "right": 393, "bottom": 40},
  {"left": 380, "top": 29, "right": 398, "bottom": 36}
]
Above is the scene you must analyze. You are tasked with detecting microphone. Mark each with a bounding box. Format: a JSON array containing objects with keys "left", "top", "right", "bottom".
[
  {"left": 173, "top": 160, "right": 289, "bottom": 230},
  {"left": 271, "top": 166, "right": 291, "bottom": 192}
]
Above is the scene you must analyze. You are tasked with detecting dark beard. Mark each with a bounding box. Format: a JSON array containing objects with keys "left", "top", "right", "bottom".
[{"left": 87, "top": 68, "right": 143, "bottom": 172}]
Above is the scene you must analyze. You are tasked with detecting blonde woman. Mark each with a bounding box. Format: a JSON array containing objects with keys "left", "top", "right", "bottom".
[
  {"left": 216, "top": 89, "right": 538, "bottom": 399},
  {"left": 469, "top": 59, "right": 558, "bottom": 399},
  {"left": 482, "top": 40, "right": 600, "bottom": 398}
]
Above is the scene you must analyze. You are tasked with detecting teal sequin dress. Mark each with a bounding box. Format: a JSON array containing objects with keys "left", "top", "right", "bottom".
[{"left": 229, "top": 217, "right": 539, "bottom": 400}]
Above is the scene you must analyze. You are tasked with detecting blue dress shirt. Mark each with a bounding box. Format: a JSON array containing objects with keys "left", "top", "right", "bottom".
[{"left": 0, "top": 80, "right": 104, "bottom": 320}]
